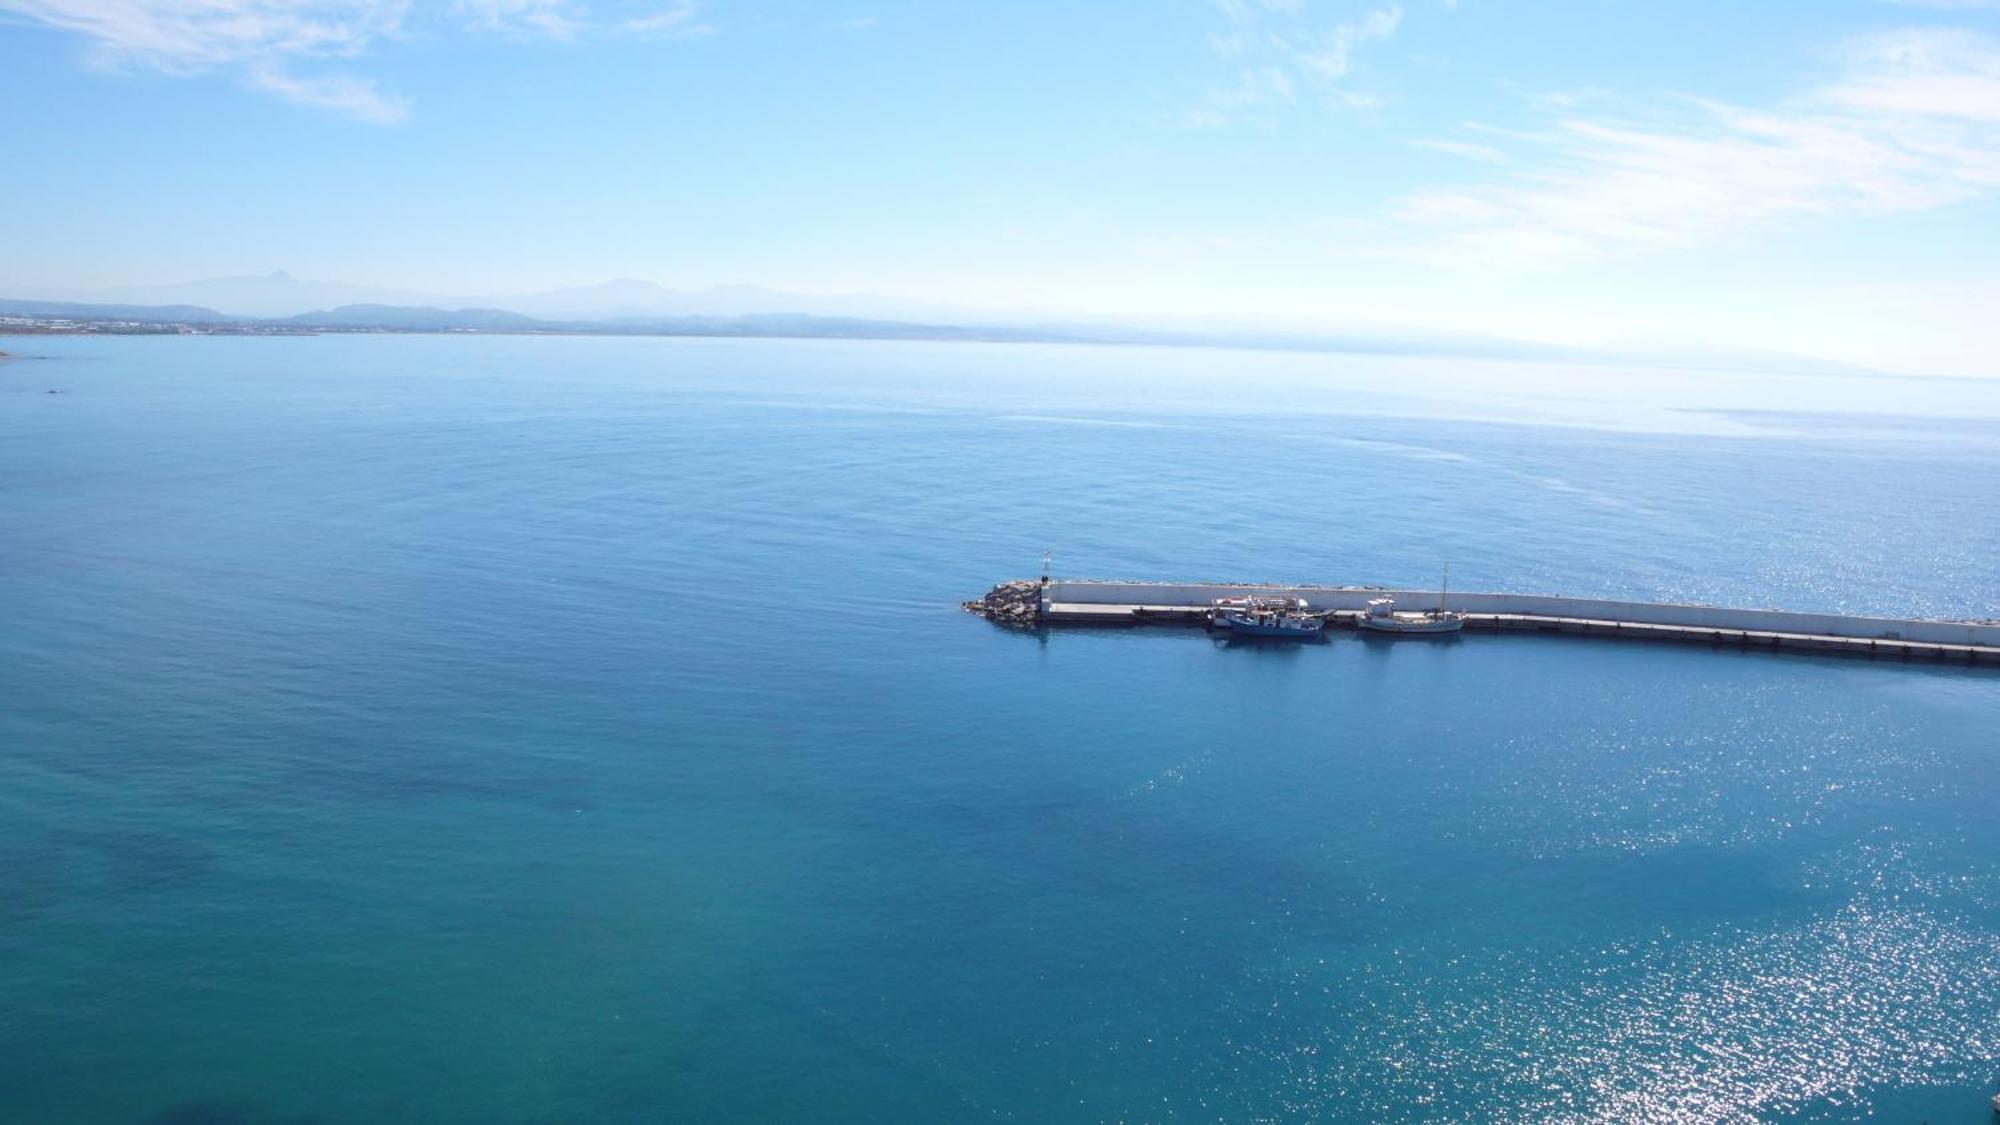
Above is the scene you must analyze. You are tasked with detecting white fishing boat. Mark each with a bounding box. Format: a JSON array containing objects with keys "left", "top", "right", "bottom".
[
  {"left": 1212, "top": 595, "right": 1325, "bottom": 639},
  {"left": 1356, "top": 568, "right": 1466, "bottom": 635}
]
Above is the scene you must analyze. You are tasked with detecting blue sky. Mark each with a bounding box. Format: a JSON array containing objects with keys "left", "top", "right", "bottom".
[{"left": 4, "top": 0, "right": 2000, "bottom": 373}]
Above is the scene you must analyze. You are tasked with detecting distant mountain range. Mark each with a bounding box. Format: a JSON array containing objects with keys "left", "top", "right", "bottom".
[
  {"left": 0, "top": 296, "right": 1092, "bottom": 345},
  {"left": 0, "top": 297, "right": 241, "bottom": 323},
  {"left": 32, "top": 271, "right": 1007, "bottom": 325},
  {"left": 0, "top": 273, "right": 1881, "bottom": 377},
  {"left": 265, "top": 303, "right": 1064, "bottom": 342}
]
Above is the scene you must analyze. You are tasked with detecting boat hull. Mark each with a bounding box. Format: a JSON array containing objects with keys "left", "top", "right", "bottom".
[
  {"left": 1357, "top": 613, "right": 1465, "bottom": 635},
  {"left": 1219, "top": 613, "right": 1325, "bottom": 639}
]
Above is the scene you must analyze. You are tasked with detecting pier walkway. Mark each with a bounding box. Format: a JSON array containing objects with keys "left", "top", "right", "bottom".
[{"left": 980, "top": 580, "right": 2000, "bottom": 666}]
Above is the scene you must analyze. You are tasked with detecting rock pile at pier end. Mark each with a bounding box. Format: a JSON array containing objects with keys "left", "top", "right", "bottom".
[{"left": 963, "top": 580, "right": 1042, "bottom": 630}]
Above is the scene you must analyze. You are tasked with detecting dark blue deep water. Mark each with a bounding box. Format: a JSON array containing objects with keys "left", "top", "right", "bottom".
[{"left": 3, "top": 334, "right": 1998, "bottom": 1123}]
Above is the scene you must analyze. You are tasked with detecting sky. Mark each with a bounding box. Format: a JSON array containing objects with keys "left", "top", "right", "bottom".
[{"left": 4, "top": 0, "right": 2000, "bottom": 374}]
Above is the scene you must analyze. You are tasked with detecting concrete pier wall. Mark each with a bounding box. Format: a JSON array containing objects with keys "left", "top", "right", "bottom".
[{"left": 1040, "top": 581, "right": 2000, "bottom": 649}]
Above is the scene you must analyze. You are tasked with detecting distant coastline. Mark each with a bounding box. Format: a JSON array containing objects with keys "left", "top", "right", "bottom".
[{"left": 0, "top": 296, "right": 1884, "bottom": 377}]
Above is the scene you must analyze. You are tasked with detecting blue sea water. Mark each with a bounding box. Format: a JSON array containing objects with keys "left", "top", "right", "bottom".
[{"left": 1, "top": 334, "right": 1998, "bottom": 1123}]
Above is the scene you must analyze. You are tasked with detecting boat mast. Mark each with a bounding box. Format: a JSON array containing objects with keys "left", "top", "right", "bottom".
[{"left": 1440, "top": 563, "right": 1449, "bottom": 612}]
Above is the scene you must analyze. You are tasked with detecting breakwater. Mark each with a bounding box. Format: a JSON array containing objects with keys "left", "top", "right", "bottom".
[{"left": 966, "top": 579, "right": 2000, "bottom": 665}]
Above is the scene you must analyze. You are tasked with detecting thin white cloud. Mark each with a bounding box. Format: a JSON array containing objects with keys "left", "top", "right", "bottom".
[
  {"left": 1823, "top": 27, "right": 2000, "bottom": 121},
  {"left": 1192, "top": 64, "right": 1295, "bottom": 125},
  {"left": 0, "top": 0, "right": 410, "bottom": 120},
  {"left": 0, "top": 0, "right": 407, "bottom": 70},
  {"left": 621, "top": 0, "right": 705, "bottom": 36},
  {"left": 1292, "top": 5, "right": 1400, "bottom": 80},
  {"left": 451, "top": 0, "right": 706, "bottom": 38},
  {"left": 453, "top": 0, "right": 584, "bottom": 38},
  {"left": 1194, "top": 2, "right": 1403, "bottom": 125},
  {"left": 1394, "top": 28, "right": 2000, "bottom": 266},
  {"left": 244, "top": 59, "right": 407, "bottom": 121},
  {"left": 0, "top": 0, "right": 706, "bottom": 121},
  {"left": 1212, "top": 0, "right": 1305, "bottom": 20},
  {"left": 1408, "top": 137, "right": 1505, "bottom": 161}
]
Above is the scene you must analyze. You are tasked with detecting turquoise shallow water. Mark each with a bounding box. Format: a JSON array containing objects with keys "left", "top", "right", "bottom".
[{"left": 2, "top": 334, "right": 1998, "bottom": 1123}]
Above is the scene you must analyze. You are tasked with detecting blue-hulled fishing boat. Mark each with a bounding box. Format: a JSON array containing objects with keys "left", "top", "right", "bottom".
[{"left": 1212, "top": 595, "right": 1326, "bottom": 639}]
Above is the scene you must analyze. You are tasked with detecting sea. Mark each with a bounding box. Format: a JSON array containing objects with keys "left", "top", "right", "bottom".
[{"left": 2, "top": 333, "right": 1997, "bottom": 1123}]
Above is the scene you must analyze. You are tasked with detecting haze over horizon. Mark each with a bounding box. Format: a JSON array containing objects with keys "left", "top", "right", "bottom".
[{"left": 6, "top": 1, "right": 2000, "bottom": 375}]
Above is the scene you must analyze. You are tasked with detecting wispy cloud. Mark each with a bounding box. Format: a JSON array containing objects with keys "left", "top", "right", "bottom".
[
  {"left": 1193, "top": 2, "right": 1403, "bottom": 126},
  {"left": 621, "top": 0, "right": 705, "bottom": 36},
  {"left": 1291, "top": 4, "right": 1400, "bottom": 80},
  {"left": 245, "top": 57, "right": 408, "bottom": 122},
  {"left": 453, "top": 0, "right": 584, "bottom": 38},
  {"left": 1408, "top": 137, "right": 1504, "bottom": 162},
  {"left": 1394, "top": 28, "right": 2000, "bottom": 265},
  {"left": 1822, "top": 27, "right": 2000, "bottom": 120},
  {"left": 0, "top": 0, "right": 407, "bottom": 71},
  {"left": 450, "top": 0, "right": 708, "bottom": 38},
  {"left": 0, "top": 0, "right": 411, "bottom": 119},
  {"left": 0, "top": 0, "right": 707, "bottom": 121}
]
